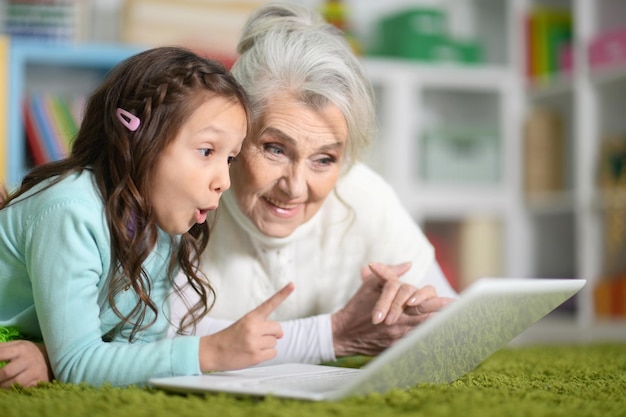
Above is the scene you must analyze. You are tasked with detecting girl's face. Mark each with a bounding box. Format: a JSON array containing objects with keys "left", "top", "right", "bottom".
[
  {"left": 151, "top": 96, "right": 247, "bottom": 235},
  {"left": 230, "top": 94, "right": 348, "bottom": 238}
]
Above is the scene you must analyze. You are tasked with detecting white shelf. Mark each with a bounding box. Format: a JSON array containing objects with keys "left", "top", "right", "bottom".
[
  {"left": 510, "top": 315, "right": 626, "bottom": 346},
  {"left": 405, "top": 185, "right": 511, "bottom": 217},
  {"left": 590, "top": 64, "right": 626, "bottom": 87},
  {"left": 525, "top": 190, "right": 576, "bottom": 216},
  {"left": 362, "top": 57, "right": 513, "bottom": 91},
  {"left": 526, "top": 74, "right": 575, "bottom": 101}
]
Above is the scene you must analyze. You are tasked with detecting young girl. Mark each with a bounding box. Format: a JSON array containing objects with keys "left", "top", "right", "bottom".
[{"left": 0, "top": 46, "right": 293, "bottom": 388}]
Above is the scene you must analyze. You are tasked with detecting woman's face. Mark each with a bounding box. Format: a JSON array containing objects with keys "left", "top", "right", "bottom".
[
  {"left": 151, "top": 96, "right": 246, "bottom": 235},
  {"left": 231, "top": 94, "right": 348, "bottom": 238}
]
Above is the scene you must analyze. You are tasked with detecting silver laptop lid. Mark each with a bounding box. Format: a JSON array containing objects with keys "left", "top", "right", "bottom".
[{"left": 335, "top": 278, "right": 585, "bottom": 398}]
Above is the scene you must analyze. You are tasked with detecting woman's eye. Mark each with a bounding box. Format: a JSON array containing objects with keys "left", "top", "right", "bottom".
[
  {"left": 199, "top": 148, "right": 213, "bottom": 157},
  {"left": 264, "top": 144, "right": 284, "bottom": 156},
  {"left": 315, "top": 155, "right": 336, "bottom": 166}
]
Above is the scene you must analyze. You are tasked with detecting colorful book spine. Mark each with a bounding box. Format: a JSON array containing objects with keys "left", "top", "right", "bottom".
[
  {"left": 5, "top": 1, "right": 78, "bottom": 41},
  {"left": 594, "top": 275, "right": 626, "bottom": 318},
  {"left": 526, "top": 7, "right": 573, "bottom": 84},
  {"left": 22, "top": 97, "right": 49, "bottom": 166},
  {"left": 29, "top": 93, "right": 64, "bottom": 162},
  {"left": 22, "top": 93, "right": 82, "bottom": 165},
  {"left": 50, "top": 95, "right": 79, "bottom": 150}
]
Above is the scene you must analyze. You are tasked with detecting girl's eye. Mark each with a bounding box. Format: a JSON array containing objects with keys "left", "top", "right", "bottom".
[
  {"left": 199, "top": 148, "right": 213, "bottom": 157},
  {"left": 227, "top": 156, "right": 237, "bottom": 166}
]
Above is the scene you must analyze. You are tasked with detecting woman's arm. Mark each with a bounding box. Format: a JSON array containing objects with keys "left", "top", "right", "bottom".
[{"left": 172, "top": 259, "right": 455, "bottom": 365}]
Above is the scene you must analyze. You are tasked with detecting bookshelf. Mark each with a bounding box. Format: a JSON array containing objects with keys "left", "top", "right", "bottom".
[
  {"left": 4, "top": 39, "right": 141, "bottom": 188},
  {"left": 351, "top": 0, "right": 626, "bottom": 342},
  {"left": 358, "top": 0, "right": 527, "bottom": 294},
  {"left": 517, "top": 0, "right": 626, "bottom": 341}
]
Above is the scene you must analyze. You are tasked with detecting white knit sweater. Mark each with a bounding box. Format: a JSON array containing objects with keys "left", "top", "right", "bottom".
[{"left": 170, "top": 163, "right": 456, "bottom": 364}]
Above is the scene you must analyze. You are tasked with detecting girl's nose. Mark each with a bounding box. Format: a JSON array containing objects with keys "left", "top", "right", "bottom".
[{"left": 212, "top": 161, "right": 232, "bottom": 193}]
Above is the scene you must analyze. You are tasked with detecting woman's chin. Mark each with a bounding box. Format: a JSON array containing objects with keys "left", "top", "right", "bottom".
[{"left": 255, "top": 220, "right": 298, "bottom": 238}]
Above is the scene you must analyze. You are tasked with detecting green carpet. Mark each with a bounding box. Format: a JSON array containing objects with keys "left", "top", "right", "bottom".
[{"left": 1, "top": 343, "right": 625, "bottom": 417}]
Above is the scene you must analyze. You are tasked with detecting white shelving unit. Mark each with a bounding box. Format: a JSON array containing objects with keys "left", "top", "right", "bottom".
[
  {"left": 357, "top": 0, "right": 529, "bottom": 290},
  {"left": 519, "top": 0, "right": 626, "bottom": 341},
  {"left": 4, "top": 39, "right": 141, "bottom": 188},
  {"left": 354, "top": 0, "right": 626, "bottom": 343},
  {"left": 362, "top": 58, "right": 528, "bottom": 282}
]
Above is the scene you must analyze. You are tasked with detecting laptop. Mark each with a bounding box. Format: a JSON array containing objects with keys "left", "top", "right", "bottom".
[{"left": 150, "top": 277, "right": 585, "bottom": 401}]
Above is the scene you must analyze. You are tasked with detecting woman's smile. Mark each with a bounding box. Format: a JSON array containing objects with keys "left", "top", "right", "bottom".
[{"left": 263, "top": 196, "right": 303, "bottom": 218}]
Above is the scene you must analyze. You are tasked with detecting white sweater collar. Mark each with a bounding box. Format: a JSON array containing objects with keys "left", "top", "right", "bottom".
[{"left": 221, "top": 190, "right": 320, "bottom": 249}]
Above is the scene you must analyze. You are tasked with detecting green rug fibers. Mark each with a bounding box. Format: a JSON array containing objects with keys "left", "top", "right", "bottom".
[{"left": 1, "top": 343, "right": 625, "bottom": 417}]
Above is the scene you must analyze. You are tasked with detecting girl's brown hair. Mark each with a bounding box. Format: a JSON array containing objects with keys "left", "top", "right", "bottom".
[{"left": 1, "top": 46, "right": 251, "bottom": 340}]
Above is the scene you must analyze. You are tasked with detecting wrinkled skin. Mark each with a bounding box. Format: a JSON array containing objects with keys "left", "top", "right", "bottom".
[{"left": 331, "top": 263, "right": 455, "bottom": 357}]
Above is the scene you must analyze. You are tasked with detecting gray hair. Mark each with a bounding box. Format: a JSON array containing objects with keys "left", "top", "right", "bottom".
[{"left": 231, "top": 1, "right": 375, "bottom": 167}]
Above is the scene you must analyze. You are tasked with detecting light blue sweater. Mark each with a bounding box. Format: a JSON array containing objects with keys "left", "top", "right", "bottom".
[{"left": 0, "top": 171, "right": 200, "bottom": 386}]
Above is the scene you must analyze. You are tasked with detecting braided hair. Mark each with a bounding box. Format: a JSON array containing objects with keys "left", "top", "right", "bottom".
[{"left": 4, "top": 46, "right": 251, "bottom": 340}]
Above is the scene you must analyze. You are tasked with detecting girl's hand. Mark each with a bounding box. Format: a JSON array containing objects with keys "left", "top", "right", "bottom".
[
  {"left": 0, "top": 340, "right": 53, "bottom": 388},
  {"left": 198, "top": 282, "right": 294, "bottom": 372}
]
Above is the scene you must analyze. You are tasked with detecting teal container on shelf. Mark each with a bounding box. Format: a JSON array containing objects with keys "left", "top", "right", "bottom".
[{"left": 421, "top": 126, "right": 500, "bottom": 184}]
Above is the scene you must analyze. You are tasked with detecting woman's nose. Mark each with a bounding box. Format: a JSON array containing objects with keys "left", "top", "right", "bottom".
[{"left": 279, "top": 163, "right": 306, "bottom": 198}]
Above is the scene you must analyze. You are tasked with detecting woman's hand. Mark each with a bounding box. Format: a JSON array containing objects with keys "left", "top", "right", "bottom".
[
  {"left": 198, "top": 282, "right": 294, "bottom": 372},
  {"left": 331, "top": 263, "right": 454, "bottom": 357},
  {"left": 0, "top": 340, "right": 53, "bottom": 388},
  {"left": 364, "top": 263, "right": 453, "bottom": 325}
]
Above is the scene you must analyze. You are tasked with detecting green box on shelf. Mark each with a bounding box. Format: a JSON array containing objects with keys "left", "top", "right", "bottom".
[
  {"left": 371, "top": 8, "right": 484, "bottom": 64},
  {"left": 421, "top": 126, "right": 500, "bottom": 184},
  {"left": 451, "top": 39, "right": 484, "bottom": 64},
  {"left": 372, "top": 8, "right": 447, "bottom": 60}
]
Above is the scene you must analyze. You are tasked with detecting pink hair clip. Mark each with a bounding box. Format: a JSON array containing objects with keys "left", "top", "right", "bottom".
[{"left": 116, "top": 108, "right": 141, "bottom": 132}]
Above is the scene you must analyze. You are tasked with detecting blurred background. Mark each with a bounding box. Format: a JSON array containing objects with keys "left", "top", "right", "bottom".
[{"left": 0, "top": 0, "right": 625, "bottom": 342}]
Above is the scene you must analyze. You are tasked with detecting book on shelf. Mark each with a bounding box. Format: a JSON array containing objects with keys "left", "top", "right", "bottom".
[
  {"left": 525, "top": 7, "right": 573, "bottom": 85},
  {"left": 523, "top": 107, "right": 565, "bottom": 198},
  {"left": 22, "top": 93, "right": 81, "bottom": 167},
  {"left": 424, "top": 221, "right": 461, "bottom": 292},
  {"left": 23, "top": 98, "right": 49, "bottom": 166},
  {"left": 121, "top": 0, "right": 263, "bottom": 68},
  {"left": 594, "top": 273, "right": 626, "bottom": 318},
  {"left": 458, "top": 217, "right": 502, "bottom": 290},
  {"left": 424, "top": 217, "right": 502, "bottom": 292},
  {"left": 597, "top": 135, "right": 626, "bottom": 274},
  {"left": 2, "top": 1, "right": 83, "bottom": 41}
]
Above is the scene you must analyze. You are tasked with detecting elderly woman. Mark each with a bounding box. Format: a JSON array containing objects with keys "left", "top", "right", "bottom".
[
  {"left": 0, "top": 2, "right": 456, "bottom": 387},
  {"left": 169, "top": 2, "right": 456, "bottom": 364}
]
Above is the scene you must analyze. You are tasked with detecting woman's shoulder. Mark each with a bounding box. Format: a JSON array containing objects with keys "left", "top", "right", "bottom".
[{"left": 335, "top": 162, "right": 397, "bottom": 200}]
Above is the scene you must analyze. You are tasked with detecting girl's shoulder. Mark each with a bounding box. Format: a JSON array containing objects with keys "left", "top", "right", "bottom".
[{"left": 18, "top": 170, "right": 103, "bottom": 212}]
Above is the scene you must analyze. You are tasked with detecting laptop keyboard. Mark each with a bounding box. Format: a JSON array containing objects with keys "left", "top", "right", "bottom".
[{"left": 243, "top": 368, "right": 361, "bottom": 393}]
